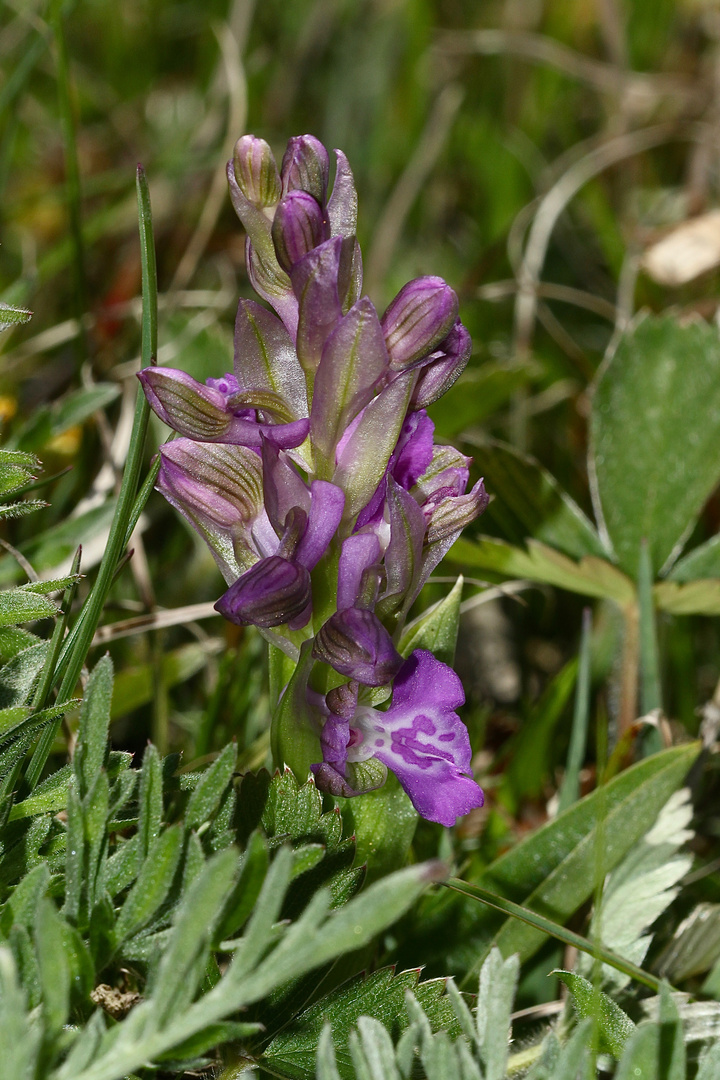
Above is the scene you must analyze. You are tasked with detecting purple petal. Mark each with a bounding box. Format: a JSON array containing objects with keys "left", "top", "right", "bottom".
[
  {"left": 392, "top": 409, "right": 435, "bottom": 491},
  {"left": 425, "top": 478, "right": 489, "bottom": 543},
  {"left": 294, "top": 480, "right": 345, "bottom": 570},
  {"left": 261, "top": 440, "right": 311, "bottom": 536},
  {"left": 281, "top": 135, "right": 330, "bottom": 203},
  {"left": 138, "top": 368, "right": 234, "bottom": 440},
  {"left": 382, "top": 277, "right": 458, "bottom": 370},
  {"left": 327, "top": 150, "right": 358, "bottom": 239},
  {"left": 232, "top": 135, "right": 281, "bottom": 209},
  {"left": 351, "top": 650, "right": 484, "bottom": 827},
  {"left": 333, "top": 371, "right": 415, "bottom": 525},
  {"left": 158, "top": 439, "right": 263, "bottom": 528},
  {"left": 234, "top": 299, "right": 307, "bottom": 421},
  {"left": 272, "top": 191, "right": 329, "bottom": 272},
  {"left": 312, "top": 607, "right": 402, "bottom": 686},
  {"left": 379, "top": 478, "right": 426, "bottom": 614},
  {"left": 227, "top": 160, "right": 278, "bottom": 268},
  {"left": 291, "top": 238, "right": 344, "bottom": 375},
  {"left": 337, "top": 532, "right": 381, "bottom": 610},
  {"left": 215, "top": 555, "right": 311, "bottom": 629},
  {"left": 245, "top": 237, "right": 299, "bottom": 341},
  {"left": 311, "top": 297, "right": 389, "bottom": 471},
  {"left": 413, "top": 444, "right": 471, "bottom": 502},
  {"left": 410, "top": 320, "right": 472, "bottom": 410}
]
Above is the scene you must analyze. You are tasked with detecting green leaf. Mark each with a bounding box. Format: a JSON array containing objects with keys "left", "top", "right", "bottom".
[
  {"left": 155, "top": 1020, "right": 262, "bottom": 1064},
  {"left": 615, "top": 985, "right": 686, "bottom": 1080},
  {"left": 270, "top": 641, "right": 321, "bottom": 781},
  {"left": 398, "top": 576, "right": 463, "bottom": 666},
  {"left": 467, "top": 744, "right": 699, "bottom": 967},
  {"left": 216, "top": 830, "right": 269, "bottom": 943},
  {"left": 0, "top": 698, "right": 80, "bottom": 746},
  {"left": 0, "top": 641, "right": 49, "bottom": 709},
  {"left": 0, "top": 946, "right": 41, "bottom": 1080},
  {"left": 475, "top": 947, "right": 519, "bottom": 1080},
  {"left": 590, "top": 312, "right": 720, "bottom": 576},
  {"left": 338, "top": 772, "right": 418, "bottom": 881},
  {"left": 654, "top": 579, "right": 720, "bottom": 615},
  {"left": 264, "top": 967, "right": 457, "bottom": 1080},
  {"left": 74, "top": 655, "right": 112, "bottom": 799},
  {"left": 9, "top": 764, "right": 73, "bottom": 820},
  {"left": 448, "top": 535, "right": 634, "bottom": 604},
  {"left": 524, "top": 1021, "right": 592, "bottom": 1080},
  {"left": 0, "top": 590, "right": 57, "bottom": 627},
  {"left": 555, "top": 970, "right": 635, "bottom": 1057},
  {"left": 0, "top": 450, "right": 40, "bottom": 497},
  {"left": 662, "top": 902, "right": 720, "bottom": 984},
  {"left": 0, "top": 501, "right": 117, "bottom": 587},
  {"left": 429, "top": 359, "right": 537, "bottom": 438},
  {"left": 0, "top": 302, "right": 32, "bottom": 330},
  {"left": 137, "top": 743, "right": 163, "bottom": 866},
  {"left": 261, "top": 770, "right": 341, "bottom": 847},
  {"left": 50, "top": 383, "right": 121, "bottom": 438},
  {"left": 697, "top": 1040, "right": 720, "bottom": 1080},
  {"left": 476, "top": 440, "right": 607, "bottom": 560},
  {"left": 185, "top": 742, "right": 237, "bottom": 831},
  {"left": 668, "top": 532, "right": 720, "bottom": 583},
  {"left": 115, "top": 825, "right": 183, "bottom": 944},
  {"left": 34, "top": 897, "right": 70, "bottom": 1038}
]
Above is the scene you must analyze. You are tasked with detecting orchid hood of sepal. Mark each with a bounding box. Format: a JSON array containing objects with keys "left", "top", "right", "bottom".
[{"left": 312, "top": 650, "right": 484, "bottom": 827}]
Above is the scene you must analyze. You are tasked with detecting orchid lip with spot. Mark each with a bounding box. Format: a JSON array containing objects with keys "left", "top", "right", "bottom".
[{"left": 139, "top": 133, "right": 489, "bottom": 827}]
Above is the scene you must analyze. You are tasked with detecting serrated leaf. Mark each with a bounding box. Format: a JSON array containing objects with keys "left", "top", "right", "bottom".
[
  {"left": 185, "top": 742, "right": 237, "bottom": 831},
  {"left": 115, "top": 825, "right": 183, "bottom": 944},
  {"left": 398, "top": 576, "right": 463, "bottom": 666},
  {"left": 654, "top": 579, "right": 720, "bottom": 615},
  {"left": 0, "top": 590, "right": 57, "bottom": 627},
  {"left": 591, "top": 312, "right": 720, "bottom": 576},
  {"left": 448, "top": 535, "right": 634, "bottom": 604},
  {"left": 556, "top": 970, "right": 635, "bottom": 1057},
  {"left": 262, "top": 770, "right": 341, "bottom": 848},
  {"left": 264, "top": 967, "right": 457, "bottom": 1080},
  {"left": 478, "top": 439, "right": 607, "bottom": 560},
  {"left": 580, "top": 788, "right": 693, "bottom": 989}
]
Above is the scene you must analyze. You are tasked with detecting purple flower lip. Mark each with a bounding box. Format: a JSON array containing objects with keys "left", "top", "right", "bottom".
[
  {"left": 272, "top": 191, "right": 329, "bottom": 273},
  {"left": 382, "top": 277, "right": 459, "bottom": 370},
  {"left": 312, "top": 607, "right": 402, "bottom": 687},
  {"left": 233, "top": 135, "right": 282, "bottom": 209},
  {"left": 215, "top": 555, "right": 311, "bottom": 628}
]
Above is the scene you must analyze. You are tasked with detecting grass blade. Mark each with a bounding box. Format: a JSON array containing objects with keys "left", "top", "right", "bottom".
[{"left": 557, "top": 606, "right": 592, "bottom": 812}]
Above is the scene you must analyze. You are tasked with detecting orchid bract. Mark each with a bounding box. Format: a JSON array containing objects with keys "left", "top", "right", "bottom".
[{"left": 139, "top": 133, "right": 488, "bottom": 826}]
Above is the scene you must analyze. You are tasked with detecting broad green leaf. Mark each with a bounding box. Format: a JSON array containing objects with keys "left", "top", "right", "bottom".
[
  {"left": 0, "top": 590, "right": 57, "bottom": 626},
  {"left": 185, "top": 742, "right": 237, "bottom": 831},
  {"left": 110, "top": 642, "right": 219, "bottom": 719},
  {"left": 468, "top": 744, "right": 699, "bottom": 967},
  {"left": 668, "top": 532, "right": 720, "bottom": 582},
  {"left": 270, "top": 640, "right": 321, "bottom": 782},
  {"left": 448, "top": 536, "right": 634, "bottom": 604},
  {"left": 590, "top": 313, "right": 720, "bottom": 576},
  {"left": 338, "top": 772, "right": 418, "bottom": 881},
  {"left": 261, "top": 770, "right": 342, "bottom": 848},
  {"left": 74, "top": 655, "right": 112, "bottom": 798},
  {"left": 398, "top": 576, "right": 463, "bottom": 666},
  {"left": 0, "top": 626, "right": 42, "bottom": 663},
  {"left": 264, "top": 967, "right": 457, "bottom": 1080},
  {"left": 476, "top": 440, "right": 607, "bottom": 560},
  {"left": 34, "top": 898, "right": 70, "bottom": 1038},
  {"left": 555, "top": 970, "right": 635, "bottom": 1057},
  {"left": 654, "top": 579, "right": 720, "bottom": 615},
  {"left": 115, "top": 825, "right": 183, "bottom": 943}
]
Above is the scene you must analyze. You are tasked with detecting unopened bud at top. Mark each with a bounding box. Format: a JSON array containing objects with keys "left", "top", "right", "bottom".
[
  {"left": 233, "top": 135, "right": 282, "bottom": 209},
  {"left": 272, "top": 191, "right": 328, "bottom": 273},
  {"left": 411, "top": 320, "right": 472, "bottom": 410},
  {"left": 382, "top": 277, "right": 459, "bottom": 370},
  {"left": 281, "top": 135, "right": 329, "bottom": 203}
]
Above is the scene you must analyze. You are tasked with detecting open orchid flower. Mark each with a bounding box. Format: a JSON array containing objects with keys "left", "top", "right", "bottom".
[
  {"left": 140, "top": 131, "right": 490, "bottom": 828},
  {"left": 311, "top": 651, "right": 484, "bottom": 827}
]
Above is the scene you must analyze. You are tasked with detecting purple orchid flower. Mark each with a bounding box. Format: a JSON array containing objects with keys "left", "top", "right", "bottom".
[{"left": 312, "top": 650, "right": 484, "bottom": 827}]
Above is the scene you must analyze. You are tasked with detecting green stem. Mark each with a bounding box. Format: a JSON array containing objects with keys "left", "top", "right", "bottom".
[
  {"left": 557, "top": 607, "right": 592, "bottom": 813},
  {"left": 442, "top": 878, "right": 666, "bottom": 993},
  {"left": 25, "top": 167, "right": 158, "bottom": 788},
  {"left": 638, "top": 538, "right": 663, "bottom": 755}
]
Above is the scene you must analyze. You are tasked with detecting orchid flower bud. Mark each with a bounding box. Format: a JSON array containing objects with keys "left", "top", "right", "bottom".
[
  {"left": 272, "top": 191, "right": 328, "bottom": 273},
  {"left": 233, "top": 135, "right": 282, "bottom": 210},
  {"left": 312, "top": 607, "right": 402, "bottom": 686},
  {"left": 425, "top": 478, "right": 489, "bottom": 543},
  {"left": 410, "top": 319, "right": 472, "bottom": 410},
  {"left": 281, "top": 135, "right": 330, "bottom": 203},
  {"left": 215, "top": 555, "right": 311, "bottom": 628},
  {"left": 382, "top": 277, "right": 459, "bottom": 370}
]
